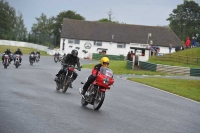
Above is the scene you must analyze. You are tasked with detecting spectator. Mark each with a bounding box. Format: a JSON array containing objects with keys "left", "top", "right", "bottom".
[
  {"left": 127, "top": 51, "right": 131, "bottom": 61},
  {"left": 191, "top": 37, "right": 197, "bottom": 48},
  {"left": 130, "top": 51, "right": 134, "bottom": 60},
  {"left": 169, "top": 43, "right": 172, "bottom": 53},
  {"left": 185, "top": 37, "right": 191, "bottom": 49}
]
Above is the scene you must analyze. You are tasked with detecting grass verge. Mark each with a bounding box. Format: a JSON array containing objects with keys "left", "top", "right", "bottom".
[
  {"left": 83, "top": 60, "right": 168, "bottom": 75},
  {"left": 0, "top": 45, "right": 50, "bottom": 56},
  {"left": 128, "top": 78, "right": 200, "bottom": 102}
]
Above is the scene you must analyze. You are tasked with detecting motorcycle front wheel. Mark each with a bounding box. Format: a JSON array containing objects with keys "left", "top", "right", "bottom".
[
  {"left": 16, "top": 62, "right": 19, "bottom": 68},
  {"left": 93, "top": 91, "right": 105, "bottom": 110},
  {"left": 81, "top": 97, "right": 88, "bottom": 107},
  {"left": 62, "top": 79, "right": 70, "bottom": 93}
]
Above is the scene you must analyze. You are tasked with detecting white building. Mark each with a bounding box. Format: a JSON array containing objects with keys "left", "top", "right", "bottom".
[{"left": 60, "top": 19, "right": 182, "bottom": 60}]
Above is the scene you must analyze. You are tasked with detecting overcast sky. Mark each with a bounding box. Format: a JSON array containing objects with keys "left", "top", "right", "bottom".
[{"left": 6, "top": 0, "right": 200, "bottom": 32}]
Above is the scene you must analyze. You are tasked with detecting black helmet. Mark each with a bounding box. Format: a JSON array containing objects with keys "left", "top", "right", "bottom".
[
  {"left": 71, "top": 50, "right": 78, "bottom": 57},
  {"left": 7, "top": 48, "right": 10, "bottom": 52},
  {"left": 17, "top": 48, "right": 20, "bottom": 51}
]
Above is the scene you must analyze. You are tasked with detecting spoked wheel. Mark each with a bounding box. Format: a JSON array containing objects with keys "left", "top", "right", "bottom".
[
  {"left": 62, "top": 79, "right": 69, "bottom": 93},
  {"left": 81, "top": 97, "right": 88, "bottom": 107},
  {"left": 56, "top": 82, "right": 60, "bottom": 91},
  {"left": 93, "top": 91, "right": 105, "bottom": 110}
]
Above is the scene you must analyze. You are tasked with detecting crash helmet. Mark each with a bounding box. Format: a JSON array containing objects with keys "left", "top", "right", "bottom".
[
  {"left": 100, "top": 57, "right": 110, "bottom": 68},
  {"left": 71, "top": 50, "right": 78, "bottom": 57}
]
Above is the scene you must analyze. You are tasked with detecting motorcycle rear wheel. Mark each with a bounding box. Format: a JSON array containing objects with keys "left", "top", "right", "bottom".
[{"left": 93, "top": 91, "right": 105, "bottom": 110}]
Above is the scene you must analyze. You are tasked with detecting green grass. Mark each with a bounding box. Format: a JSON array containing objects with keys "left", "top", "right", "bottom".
[
  {"left": 0, "top": 45, "right": 50, "bottom": 56},
  {"left": 128, "top": 78, "right": 200, "bottom": 102},
  {"left": 149, "top": 47, "right": 200, "bottom": 68},
  {"left": 83, "top": 60, "right": 168, "bottom": 75}
]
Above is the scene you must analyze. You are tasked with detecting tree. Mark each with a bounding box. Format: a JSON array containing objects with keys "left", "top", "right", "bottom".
[
  {"left": 98, "top": 18, "right": 119, "bottom": 24},
  {"left": 0, "top": 0, "right": 16, "bottom": 40},
  {"left": 167, "top": 1, "right": 200, "bottom": 42},
  {"left": 53, "top": 10, "right": 85, "bottom": 47},
  {"left": 14, "top": 11, "right": 27, "bottom": 41},
  {"left": 31, "top": 13, "right": 55, "bottom": 46}
]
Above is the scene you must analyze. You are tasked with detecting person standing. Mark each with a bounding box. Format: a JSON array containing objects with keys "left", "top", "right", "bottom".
[
  {"left": 185, "top": 37, "right": 191, "bottom": 49},
  {"left": 169, "top": 43, "right": 172, "bottom": 54}
]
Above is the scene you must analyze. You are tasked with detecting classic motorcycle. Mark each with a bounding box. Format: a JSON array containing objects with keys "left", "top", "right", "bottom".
[
  {"left": 3, "top": 54, "right": 10, "bottom": 69},
  {"left": 54, "top": 56, "right": 59, "bottom": 63},
  {"left": 79, "top": 67, "right": 114, "bottom": 110},
  {"left": 58, "top": 55, "right": 63, "bottom": 62},
  {"left": 55, "top": 65, "right": 79, "bottom": 93},
  {"left": 30, "top": 54, "right": 35, "bottom": 65},
  {"left": 35, "top": 54, "right": 40, "bottom": 63},
  {"left": 14, "top": 54, "right": 21, "bottom": 68}
]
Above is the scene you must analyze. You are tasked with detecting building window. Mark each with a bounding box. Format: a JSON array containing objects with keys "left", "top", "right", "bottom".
[
  {"left": 94, "top": 41, "right": 102, "bottom": 46},
  {"left": 68, "top": 39, "right": 80, "bottom": 44},
  {"left": 74, "top": 39, "right": 80, "bottom": 44},
  {"left": 117, "top": 43, "right": 126, "bottom": 48}
]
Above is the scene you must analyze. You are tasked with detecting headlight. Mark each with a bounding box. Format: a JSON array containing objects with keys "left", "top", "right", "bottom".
[{"left": 103, "top": 78, "right": 110, "bottom": 85}]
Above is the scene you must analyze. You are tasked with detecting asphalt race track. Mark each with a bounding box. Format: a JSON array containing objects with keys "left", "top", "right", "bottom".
[{"left": 0, "top": 55, "right": 200, "bottom": 133}]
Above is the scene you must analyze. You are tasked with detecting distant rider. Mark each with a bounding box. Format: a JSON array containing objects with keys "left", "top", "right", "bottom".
[
  {"left": 29, "top": 51, "right": 36, "bottom": 62},
  {"left": 54, "top": 50, "right": 81, "bottom": 88},
  {"left": 2, "top": 48, "right": 13, "bottom": 63},
  {"left": 80, "top": 57, "right": 110, "bottom": 96},
  {"left": 13, "top": 48, "right": 23, "bottom": 64},
  {"left": 36, "top": 50, "right": 41, "bottom": 59}
]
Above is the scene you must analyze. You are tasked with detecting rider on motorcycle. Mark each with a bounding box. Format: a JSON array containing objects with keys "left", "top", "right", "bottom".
[
  {"left": 54, "top": 50, "right": 81, "bottom": 88},
  {"left": 80, "top": 57, "right": 110, "bottom": 96},
  {"left": 13, "top": 48, "right": 23, "bottom": 64},
  {"left": 2, "top": 48, "right": 13, "bottom": 63},
  {"left": 36, "top": 50, "right": 41, "bottom": 59},
  {"left": 29, "top": 51, "right": 36, "bottom": 62}
]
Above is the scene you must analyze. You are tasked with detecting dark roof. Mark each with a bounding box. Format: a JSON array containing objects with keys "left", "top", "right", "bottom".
[{"left": 61, "top": 19, "right": 181, "bottom": 47}]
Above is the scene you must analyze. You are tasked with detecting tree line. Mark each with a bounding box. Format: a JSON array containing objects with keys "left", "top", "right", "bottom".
[{"left": 0, "top": 0, "right": 200, "bottom": 47}]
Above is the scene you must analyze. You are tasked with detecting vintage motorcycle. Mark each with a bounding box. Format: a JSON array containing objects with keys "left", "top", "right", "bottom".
[
  {"left": 35, "top": 54, "right": 40, "bottom": 63},
  {"left": 14, "top": 54, "right": 21, "bottom": 68},
  {"left": 3, "top": 54, "right": 10, "bottom": 69},
  {"left": 30, "top": 54, "right": 35, "bottom": 65},
  {"left": 58, "top": 55, "right": 63, "bottom": 62},
  {"left": 79, "top": 67, "right": 114, "bottom": 110},
  {"left": 55, "top": 65, "right": 79, "bottom": 93},
  {"left": 54, "top": 56, "right": 59, "bottom": 63}
]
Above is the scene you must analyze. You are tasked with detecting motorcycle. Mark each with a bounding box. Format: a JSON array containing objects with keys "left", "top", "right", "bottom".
[
  {"left": 55, "top": 65, "right": 79, "bottom": 93},
  {"left": 54, "top": 56, "right": 59, "bottom": 63},
  {"left": 14, "top": 54, "right": 21, "bottom": 68},
  {"left": 58, "top": 55, "right": 63, "bottom": 62},
  {"left": 3, "top": 54, "right": 10, "bottom": 69},
  {"left": 30, "top": 54, "right": 35, "bottom": 65},
  {"left": 79, "top": 67, "right": 114, "bottom": 110},
  {"left": 35, "top": 54, "right": 40, "bottom": 63}
]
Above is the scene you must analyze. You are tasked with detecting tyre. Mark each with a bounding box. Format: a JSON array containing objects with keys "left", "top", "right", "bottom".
[
  {"left": 16, "top": 62, "right": 19, "bottom": 68},
  {"left": 93, "top": 91, "right": 105, "bottom": 110},
  {"left": 56, "top": 83, "right": 60, "bottom": 91},
  {"left": 62, "top": 79, "right": 70, "bottom": 93},
  {"left": 81, "top": 97, "right": 88, "bottom": 107}
]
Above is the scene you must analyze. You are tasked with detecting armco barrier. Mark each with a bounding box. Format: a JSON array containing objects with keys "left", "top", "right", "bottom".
[
  {"left": 139, "top": 61, "right": 157, "bottom": 71},
  {"left": 126, "top": 61, "right": 133, "bottom": 69},
  {"left": 190, "top": 68, "right": 200, "bottom": 76},
  {"left": 0, "top": 39, "right": 57, "bottom": 55}
]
